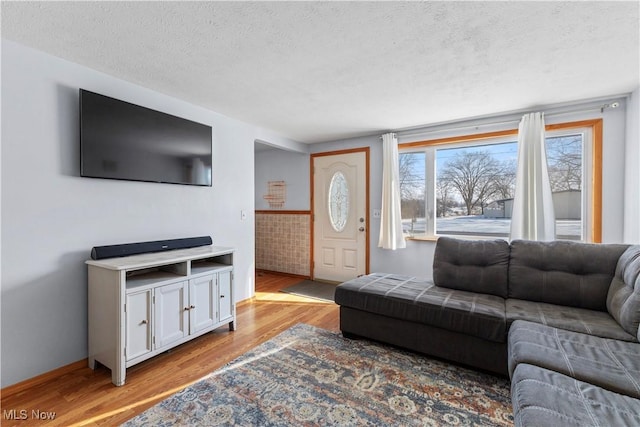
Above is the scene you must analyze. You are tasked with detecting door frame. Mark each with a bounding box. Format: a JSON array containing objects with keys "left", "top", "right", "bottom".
[{"left": 310, "top": 147, "right": 370, "bottom": 280}]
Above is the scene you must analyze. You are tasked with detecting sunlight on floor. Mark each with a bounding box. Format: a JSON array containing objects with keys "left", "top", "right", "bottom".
[
  {"left": 208, "top": 341, "right": 295, "bottom": 377},
  {"left": 74, "top": 382, "right": 195, "bottom": 426},
  {"left": 253, "top": 291, "right": 334, "bottom": 304}
]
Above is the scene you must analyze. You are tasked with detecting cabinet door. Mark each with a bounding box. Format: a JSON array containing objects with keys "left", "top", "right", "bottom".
[
  {"left": 155, "top": 281, "right": 189, "bottom": 349},
  {"left": 189, "top": 274, "right": 215, "bottom": 334},
  {"left": 218, "top": 270, "right": 233, "bottom": 322},
  {"left": 125, "top": 290, "right": 152, "bottom": 361}
]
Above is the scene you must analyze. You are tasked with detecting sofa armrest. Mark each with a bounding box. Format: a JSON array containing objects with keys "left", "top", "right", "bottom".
[{"left": 607, "top": 245, "right": 640, "bottom": 337}]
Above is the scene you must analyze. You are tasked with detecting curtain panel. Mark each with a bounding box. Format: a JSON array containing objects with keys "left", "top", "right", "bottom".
[
  {"left": 510, "top": 112, "right": 556, "bottom": 241},
  {"left": 379, "top": 133, "right": 406, "bottom": 250}
]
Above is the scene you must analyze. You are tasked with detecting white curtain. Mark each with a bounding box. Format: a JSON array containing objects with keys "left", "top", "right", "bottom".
[
  {"left": 510, "top": 113, "right": 556, "bottom": 241},
  {"left": 378, "top": 133, "right": 406, "bottom": 249}
]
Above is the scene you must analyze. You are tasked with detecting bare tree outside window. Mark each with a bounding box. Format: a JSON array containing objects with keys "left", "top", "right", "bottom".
[
  {"left": 491, "top": 160, "right": 517, "bottom": 200},
  {"left": 546, "top": 135, "right": 582, "bottom": 192},
  {"left": 399, "top": 152, "right": 424, "bottom": 199},
  {"left": 438, "top": 150, "right": 503, "bottom": 216},
  {"left": 436, "top": 176, "right": 453, "bottom": 217},
  {"left": 399, "top": 152, "right": 425, "bottom": 234}
]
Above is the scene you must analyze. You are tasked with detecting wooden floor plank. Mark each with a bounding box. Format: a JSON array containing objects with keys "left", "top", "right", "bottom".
[{"left": 1, "top": 272, "right": 339, "bottom": 426}]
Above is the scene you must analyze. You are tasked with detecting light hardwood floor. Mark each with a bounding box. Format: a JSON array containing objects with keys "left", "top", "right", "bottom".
[{"left": 1, "top": 272, "right": 340, "bottom": 426}]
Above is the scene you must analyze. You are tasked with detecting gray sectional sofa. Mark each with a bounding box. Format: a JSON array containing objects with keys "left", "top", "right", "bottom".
[{"left": 335, "top": 237, "right": 640, "bottom": 426}]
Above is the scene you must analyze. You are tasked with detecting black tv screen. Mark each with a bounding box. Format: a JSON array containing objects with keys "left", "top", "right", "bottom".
[{"left": 80, "top": 89, "right": 212, "bottom": 186}]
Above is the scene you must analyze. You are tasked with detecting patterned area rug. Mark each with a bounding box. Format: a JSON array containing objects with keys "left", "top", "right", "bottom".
[{"left": 123, "top": 324, "right": 512, "bottom": 426}]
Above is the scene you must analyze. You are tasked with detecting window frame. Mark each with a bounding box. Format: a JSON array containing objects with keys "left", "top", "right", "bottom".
[{"left": 398, "top": 119, "right": 603, "bottom": 242}]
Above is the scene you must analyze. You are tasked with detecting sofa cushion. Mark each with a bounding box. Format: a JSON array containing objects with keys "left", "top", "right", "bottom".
[
  {"left": 508, "top": 240, "right": 628, "bottom": 310},
  {"left": 433, "top": 236, "right": 510, "bottom": 298},
  {"left": 508, "top": 320, "right": 640, "bottom": 398},
  {"left": 607, "top": 245, "right": 640, "bottom": 337},
  {"left": 511, "top": 363, "right": 640, "bottom": 427},
  {"left": 506, "top": 299, "right": 636, "bottom": 342},
  {"left": 335, "top": 273, "right": 506, "bottom": 342}
]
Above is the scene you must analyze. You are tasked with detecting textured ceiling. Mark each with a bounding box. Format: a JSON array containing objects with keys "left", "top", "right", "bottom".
[{"left": 2, "top": 1, "right": 639, "bottom": 144}]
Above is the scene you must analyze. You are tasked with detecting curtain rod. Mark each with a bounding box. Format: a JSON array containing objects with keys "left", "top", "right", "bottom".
[{"left": 389, "top": 102, "right": 621, "bottom": 140}]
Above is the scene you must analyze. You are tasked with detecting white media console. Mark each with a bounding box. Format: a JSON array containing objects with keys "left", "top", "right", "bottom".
[{"left": 86, "top": 245, "right": 235, "bottom": 386}]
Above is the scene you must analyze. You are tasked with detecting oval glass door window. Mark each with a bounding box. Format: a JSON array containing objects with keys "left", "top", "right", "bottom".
[{"left": 328, "top": 171, "right": 349, "bottom": 232}]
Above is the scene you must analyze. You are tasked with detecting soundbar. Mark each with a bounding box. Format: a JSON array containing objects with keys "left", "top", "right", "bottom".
[{"left": 91, "top": 236, "right": 212, "bottom": 260}]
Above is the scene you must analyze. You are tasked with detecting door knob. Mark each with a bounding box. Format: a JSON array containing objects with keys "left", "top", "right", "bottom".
[{"left": 359, "top": 227, "right": 365, "bottom": 232}]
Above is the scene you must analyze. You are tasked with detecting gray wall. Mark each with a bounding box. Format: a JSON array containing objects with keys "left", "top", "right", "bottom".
[
  {"left": 625, "top": 87, "right": 640, "bottom": 243},
  {"left": 255, "top": 148, "right": 310, "bottom": 210},
  {"left": 0, "top": 40, "right": 298, "bottom": 387}
]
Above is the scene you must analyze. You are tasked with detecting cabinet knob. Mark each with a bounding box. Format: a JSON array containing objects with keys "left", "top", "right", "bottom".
[
  {"left": 141, "top": 319, "right": 148, "bottom": 324},
  {"left": 184, "top": 307, "right": 190, "bottom": 311},
  {"left": 190, "top": 305, "right": 196, "bottom": 309},
  {"left": 220, "top": 295, "right": 225, "bottom": 298}
]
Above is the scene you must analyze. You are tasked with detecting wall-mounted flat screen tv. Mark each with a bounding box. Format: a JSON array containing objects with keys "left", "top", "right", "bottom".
[{"left": 80, "top": 89, "right": 212, "bottom": 186}]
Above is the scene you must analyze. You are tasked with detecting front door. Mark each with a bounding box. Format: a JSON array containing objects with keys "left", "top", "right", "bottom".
[{"left": 312, "top": 149, "right": 368, "bottom": 282}]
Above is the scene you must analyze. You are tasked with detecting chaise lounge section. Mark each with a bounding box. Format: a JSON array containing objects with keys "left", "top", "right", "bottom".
[
  {"left": 337, "top": 272, "right": 510, "bottom": 375},
  {"left": 335, "top": 237, "right": 640, "bottom": 425},
  {"left": 508, "top": 320, "right": 640, "bottom": 425}
]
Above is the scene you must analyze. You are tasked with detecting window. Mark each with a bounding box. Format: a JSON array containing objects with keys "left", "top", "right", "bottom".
[
  {"left": 328, "top": 171, "right": 350, "bottom": 232},
  {"left": 399, "top": 120, "right": 602, "bottom": 242}
]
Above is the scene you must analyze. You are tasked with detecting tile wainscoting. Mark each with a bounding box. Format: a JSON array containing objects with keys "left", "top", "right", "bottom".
[{"left": 255, "top": 211, "right": 311, "bottom": 277}]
